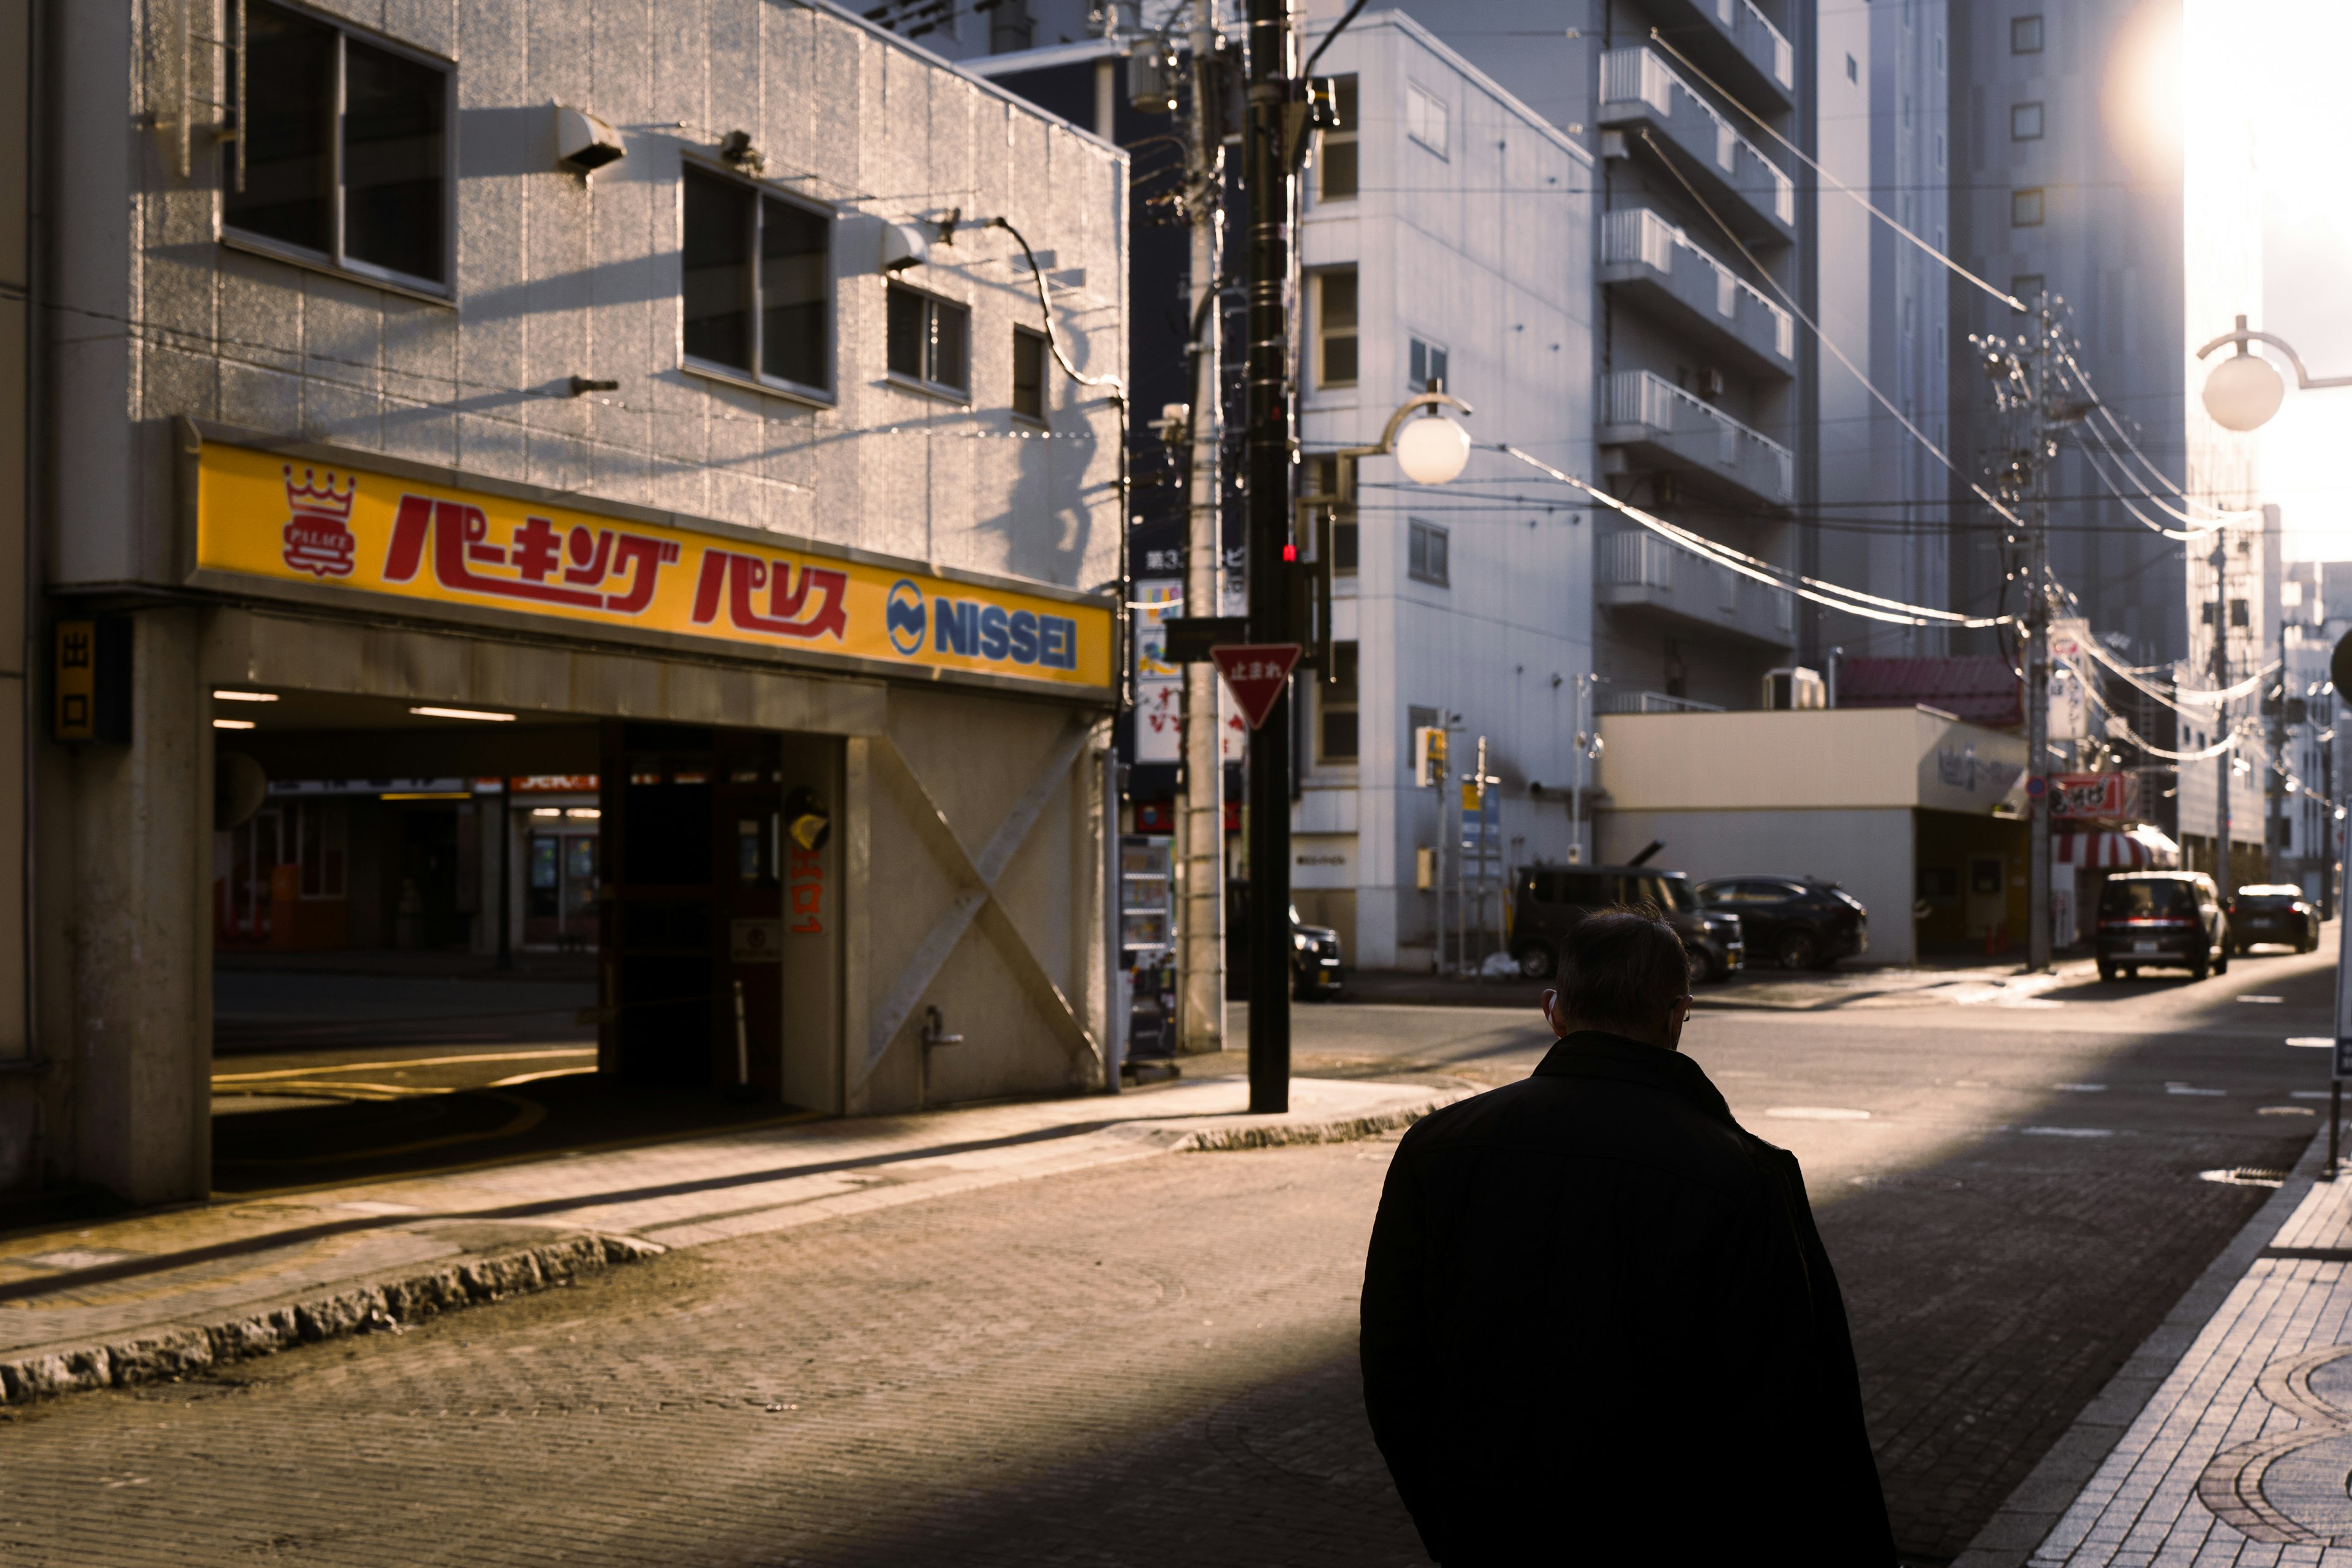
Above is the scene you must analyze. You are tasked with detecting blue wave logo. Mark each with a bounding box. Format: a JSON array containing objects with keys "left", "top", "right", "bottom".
[{"left": 885, "top": 579, "right": 926, "bottom": 656}]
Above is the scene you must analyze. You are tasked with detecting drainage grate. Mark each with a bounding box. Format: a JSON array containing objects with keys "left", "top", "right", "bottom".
[{"left": 2199, "top": 1167, "right": 2290, "bottom": 1188}]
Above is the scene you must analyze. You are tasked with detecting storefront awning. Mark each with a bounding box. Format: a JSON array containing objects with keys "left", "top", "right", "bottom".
[{"left": 2054, "top": 825, "right": 2180, "bottom": 869}]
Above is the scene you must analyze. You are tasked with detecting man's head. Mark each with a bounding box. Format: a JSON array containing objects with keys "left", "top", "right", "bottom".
[{"left": 1540, "top": 904, "right": 1692, "bottom": 1050}]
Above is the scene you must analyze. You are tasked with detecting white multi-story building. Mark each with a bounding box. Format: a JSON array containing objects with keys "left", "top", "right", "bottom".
[{"left": 1292, "top": 11, "right": 1595, "bottom": 970}]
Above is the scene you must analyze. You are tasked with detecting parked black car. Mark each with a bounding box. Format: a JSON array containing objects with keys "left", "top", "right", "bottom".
[
  {"left": 1694, "top": 877, "right": 1869, "bottom": 972},
  {"left": 2225, "top": 884, "right": 2321, "bottom": 955},
  {"left": 2095, "top": 871, "right": 2230, "bottom": 981},
  {"left": 1510, "top": 865, "right": 1744, "bottom": 985},
  {"left": 1292, "top": 904, "right": 1343, "bottom": 1000}
]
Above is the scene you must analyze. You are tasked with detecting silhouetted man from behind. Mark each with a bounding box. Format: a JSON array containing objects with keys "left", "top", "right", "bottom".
[{"left": 1360, "top": 907, "right": 1894, "bottom": 1564}]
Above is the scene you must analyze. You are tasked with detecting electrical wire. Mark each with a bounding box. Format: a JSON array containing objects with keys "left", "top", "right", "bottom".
[
  {"left": 1491, "top": 443, "right": 2009, "bottom": 628},
  {"left": 2054, "top": 341, "right": 2258, "bottom": 521}
]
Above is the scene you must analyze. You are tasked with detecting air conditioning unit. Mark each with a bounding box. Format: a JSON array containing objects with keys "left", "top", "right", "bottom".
[{"left": 1762, "top": 666, "right": 1826, "bottom": 710}]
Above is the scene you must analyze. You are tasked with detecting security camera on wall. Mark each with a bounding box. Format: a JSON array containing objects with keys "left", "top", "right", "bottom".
[{"left": 554, "top": 105, "right": 625, "bottom": 175}]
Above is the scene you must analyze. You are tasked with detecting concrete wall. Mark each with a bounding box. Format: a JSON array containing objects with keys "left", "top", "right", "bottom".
[
  {"left": 1294, "top": 12, "right": 1595, "bottom": 970},
  {"left": 1595, "top": 706, "right": 2026, "bottom": 812},
  {"left": 1596, "top": 805, "right": 1917, "bottom": 963}
]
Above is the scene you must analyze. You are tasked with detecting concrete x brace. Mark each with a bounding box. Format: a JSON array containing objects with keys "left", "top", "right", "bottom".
[{"left": 858, "top": 720, "right": 1100, "bottom": 1092}]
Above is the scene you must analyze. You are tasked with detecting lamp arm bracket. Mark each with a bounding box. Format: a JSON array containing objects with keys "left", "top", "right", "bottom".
[
  {"left": 1371, "top": 391, "right": 1474, "bottom": 454},
  {"left": 2195, "top": 326, "right": 2352, "bottom": 390}
]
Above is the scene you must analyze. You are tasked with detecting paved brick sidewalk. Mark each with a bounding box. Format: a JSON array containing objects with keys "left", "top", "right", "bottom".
[
  {"left": 0, "top": 1074, "right": 1465, "bottom": 1404},
  {"left": 1958, "top": 1130, "right": 2352, "bottom": 1564}
]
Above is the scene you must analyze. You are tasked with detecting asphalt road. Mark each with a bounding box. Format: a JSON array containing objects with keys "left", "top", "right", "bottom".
[{"left": 5, "top": 949, "right": 2332, "bottom": 1566}]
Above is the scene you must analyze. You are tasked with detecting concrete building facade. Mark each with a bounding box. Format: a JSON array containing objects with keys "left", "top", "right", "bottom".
[{"left": 17, "top": 0, "right": 1129, "bottom": 1204}]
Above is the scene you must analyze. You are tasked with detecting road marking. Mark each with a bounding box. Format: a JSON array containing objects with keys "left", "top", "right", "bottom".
[
  {"left": 211, "top": 1047, "right": 597, "bottom": 1084},
  {"left": 2022, "top": 1126, "right": 2114, "bottom": 1138},
  {"left": 2260, "top": 1106, "right": 2318, "bottom": 1116},
  {"left": 2201, "top": 1168, "right": 2287, "bottom": 1187},
  {"left": 2055, "top": 1083, "right": 2108, "bottom": 1092},
  {"left": 2294, "top": 1090, "right": 2334, "bottom": 1099},
  {"left": 1765, "top": 1106, "right": 1871, "bottom": 1121},
  {"left": 488, "top": 1067, "right": 598, "bottom": 1087},
  {"left": 334, "top": 1200, "right": 422, "bottom": 1215},
  {"left": 2239, "top": 996, "right": 2285, "bottom": 1004},
  {"left": 2167, "top": 1082, "right": 2227, "bottom": 1096},
  {"left": 2289, "top": 1037, "right": 2335, "bottom": 1047}
]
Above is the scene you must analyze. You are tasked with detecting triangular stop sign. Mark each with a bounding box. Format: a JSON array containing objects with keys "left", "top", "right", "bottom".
[{"left": 1211, "top": 643, "right": 1303, "bottom": 730}]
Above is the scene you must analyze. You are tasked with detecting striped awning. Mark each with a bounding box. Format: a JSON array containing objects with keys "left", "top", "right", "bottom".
[{"left": 2053, "top": 825, "right": 2181, "bottom": 870}]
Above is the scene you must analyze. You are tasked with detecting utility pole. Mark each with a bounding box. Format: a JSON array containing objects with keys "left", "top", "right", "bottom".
[
  {"left": 1240, "top": 0, "right": 1292, "bottom": 1114},
  {"left": 2212, "top": 541, "right": 2233, "bottom": 901},
  {"left": 1176, "top": 0, "right": 1227, "bottom": 1058},
  {"left": 2025, "top": 294, "right": 2053, "bottom": 973}
]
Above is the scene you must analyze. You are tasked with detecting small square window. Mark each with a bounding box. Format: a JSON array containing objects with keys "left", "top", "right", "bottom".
[
  {"left": 1319, "top": 641, "right": 1360, "bottom": 763},
  {"left": 1408, "top": 336, "right": 1449, "bottom": 393},
  {"left": 683, "top": 168, "right": 835, "bottom": 394},
  {"left": 2011, "top": 14, "right": 2043, "bottom": 53},
  {"left": 1012, "top": 326, "right": 1047, "bottom": 422},
  {"left": 2011, "top": 274, "right": 2044, "bottom": 310},
  {"left": 1406, "top": 81, "right": 1449, "bottom": 157},
  {"left": 2011, "top": 101, "right": 2044, "bottom": 140},
  {"left": 886, "top": 283, "right": 970, "bottom": 395},
  {"left": 1408, "top": 519, "right": 1449, "bottom": 587},
  {"left": 2010, "top": 187, "right": 2044, "bottom": 227},
  {"left": 1319, "top": 75, "right": 1359, "bottom": 202}
]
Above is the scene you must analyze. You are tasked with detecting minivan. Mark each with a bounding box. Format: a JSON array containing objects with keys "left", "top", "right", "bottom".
[{"left": 2095, "top": 872, "right": 2230, "bottom": 982}]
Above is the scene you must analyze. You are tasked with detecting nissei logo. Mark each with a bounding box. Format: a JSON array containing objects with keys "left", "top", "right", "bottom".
[
  {"left": 885, "top": 579, "right": 927, "bottom": 656},
  {"left": 930, "top": 597, "right": 1081, "bottom": 671}
]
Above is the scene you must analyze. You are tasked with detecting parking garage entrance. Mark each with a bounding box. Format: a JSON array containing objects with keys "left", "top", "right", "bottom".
[{"left": 208, "top": 688, "right": 842, "bottom": 1192}]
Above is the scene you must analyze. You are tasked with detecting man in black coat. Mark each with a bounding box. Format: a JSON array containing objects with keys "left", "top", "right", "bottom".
[{"left": 1360, "top": 907, "right": 1894, "bottom": 1564}]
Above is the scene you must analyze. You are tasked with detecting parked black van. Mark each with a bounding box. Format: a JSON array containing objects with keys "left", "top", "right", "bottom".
[
  {"left": 2094, "top": 871, "right": 2230, "bottom": 982},
  {"left": 1509, "top": 865, "right": 1745, "bottom": 985}
]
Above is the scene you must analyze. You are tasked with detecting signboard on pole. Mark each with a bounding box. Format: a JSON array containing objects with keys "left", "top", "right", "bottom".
[
  {"left": 1211, "top": 644, "right": 1302, "bottom": 730},
  {"left": 2052, "top": 772, "right": 2138, "bottom": 820}
]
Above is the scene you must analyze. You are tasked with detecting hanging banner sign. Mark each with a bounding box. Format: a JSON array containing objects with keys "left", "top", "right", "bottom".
[
  {"left": 191, "top": 440, "right": 1112, "bottom": 692},
  {"left": 2052, "top": 772, "right": 2138, "bottom": 820}
]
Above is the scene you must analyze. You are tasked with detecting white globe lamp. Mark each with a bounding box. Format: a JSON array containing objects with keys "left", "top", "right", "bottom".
[
  {"left": 1395, "top": 413, "right": 1472, "bottom": 486},
  {"left": 2202, "top": 350, "right": 2285, "bottom": 432}
]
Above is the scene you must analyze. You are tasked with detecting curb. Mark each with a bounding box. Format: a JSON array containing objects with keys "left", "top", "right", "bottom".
[
  {"left": 1172, "top": 1088, "right": 1475, "bottom": 1152},
  {"left": 1948, "top": 1126, "right": 2325, "bottom": 1567},
  {"left": 0, "top": 1231, "right": 661, "bottom": 1409}
]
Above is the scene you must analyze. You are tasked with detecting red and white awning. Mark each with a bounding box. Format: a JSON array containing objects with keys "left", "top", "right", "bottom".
[{"left": 2053, "top": 825, "right": 2181, "bottom": 870}]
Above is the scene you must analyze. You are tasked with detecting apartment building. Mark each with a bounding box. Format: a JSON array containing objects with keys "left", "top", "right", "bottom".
[{"left": 19, "top": 0, "right": 1128, "bottom": 1203}]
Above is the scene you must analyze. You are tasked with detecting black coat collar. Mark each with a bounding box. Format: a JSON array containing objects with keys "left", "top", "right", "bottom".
[{"left": 1531, "top": 1030, "right": 1737, "bottom": 1129}]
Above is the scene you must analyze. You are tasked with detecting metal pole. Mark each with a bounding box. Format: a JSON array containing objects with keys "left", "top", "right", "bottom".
[
  {"left": 1242, "top": 0, "right": 1292, "bottom": 1114},
  {"left": 2332, "top": 813, "right": 2351, "bottom": 1180},
  {"left": 1177, "top": 0, "right": 1227, "bottom": 1058},
  {"left": 495, "top": 783, "right": 513, "bottom": 970}
]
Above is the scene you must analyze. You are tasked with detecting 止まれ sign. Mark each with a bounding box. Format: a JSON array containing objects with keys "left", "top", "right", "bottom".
[{"left": 189, "top": 437, "right": 1112, "bottom": 692}]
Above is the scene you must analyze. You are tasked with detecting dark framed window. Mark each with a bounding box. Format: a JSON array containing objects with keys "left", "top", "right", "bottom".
[
  {"left": 1317, "top": 268, "right": 1359, "bottom": 387},
  {"left": 2010, "top": 274, "right": 2044, "bottom": 311},
  {"left": 682, "top": 167, "right": 834, "bottom": 394},
  {"left": 1012, "top": 326, "right": 1047, "bottom": 422},
  {"left": 1319, "top": 641, "right": 1360, "bottom": 763},
  {"left": 2011, "top": 101, "right": 2043, "bottom": 140},
  {"left": 2010, "top": 15, "right": 2043, "bottom": 53},
  {"left": 2010, "top": 187, "right": 2044, "bottom": 227},
  {"left": 224, "top": 0, "right": 451, "bottom": 292},
  {"left": 886, "top": 283, "right": 970, "bottom": 396},
  {"left": 1319, "top": 75, "right": 1359, "bottom": 202},
  {"left": 1408, "top": 518, "right": 1449, "bottom": 586}
]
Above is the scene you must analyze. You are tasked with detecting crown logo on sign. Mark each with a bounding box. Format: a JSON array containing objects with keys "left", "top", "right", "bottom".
[{"left": 282, "top": 464, "right": 356, "bottom": 520}]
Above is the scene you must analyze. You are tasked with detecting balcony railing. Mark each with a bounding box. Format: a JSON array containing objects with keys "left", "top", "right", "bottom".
[
  {"left": 1598, "top": 528, "right": 1795, "bottom": 647},
  {"left": 1599, "top": 47, "right": 1795, "bottom": 236},
  {"left": 1599, "top": 687, "right": 1728, "bottom": 715},
  {"left": 1603, "top": 368, "right": 1794, "bottom": 505},
  {"left": 1710, "top": 0, "right": 1794, "bottom": 92},
  {"left": 1600, "top": 208, "right": 1796, "bottom": 370}
]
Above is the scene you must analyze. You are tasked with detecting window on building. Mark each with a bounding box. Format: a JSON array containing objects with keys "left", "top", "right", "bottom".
[
  {"left": 886, "top": 283, "right": 970, "bottom": 395},
  {"left": 1012, "top": 326, "right": 1047, "bottom": 422},
  {"left": 2011, "top": 15, "right": 2043, "bottom": 53},
  {"left": 1317, "top": 268, "right": 1359, "bottom": 387},
  {"left": 682, "top": 168, "right": 834, "bottom": 393},
  {"left": 2231, "top": 598, "right": 2250, "bottom": 628},
  {"left": 2011, "top": 274, "right": 2044, "bottom": 310},
  {"left": 2011, "top": 101, "right": 2044, "bottom": 140},
  {"left": 1319, "top": 641, "right": 1360, "bottom": 763},
  {"left": 1408, "top": 518, "right": 1449, "bottom": 586},
  {"left": 1845, "top": 53, "right": 1858, "bottom": 83},
  {"left": 1406, "top": 81, "right": 1449, "bottom": 157},
  {"left": 224, "top": 1, "right": 451, "bottom": 291},
  {"left": 1306, "top": 456, "right": 1357, "bottom": 574},
  {"left": 1408, "top": 337, "right": 1449, "bottom": 393},
  {"left": 2010, "top": 187, "right": 2045, "bottom": 227},
  {"left": 1319, "top": 75, "right": 1359, "bottom": 202}
]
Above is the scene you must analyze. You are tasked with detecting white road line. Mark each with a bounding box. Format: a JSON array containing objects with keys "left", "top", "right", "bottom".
[
  {"left": 2021, "top": 1126, "right": 2114, "bottom": 1138},
  {"left": 1765, "top": 1106, "right": 1871, "bottom": 1121},
  {"left": 2288, "top": 1036, "right": 2334, "bottom": 1047},
  {"left": 2054, "top": 1084, "right": 2108, "bottom": 1092}
]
